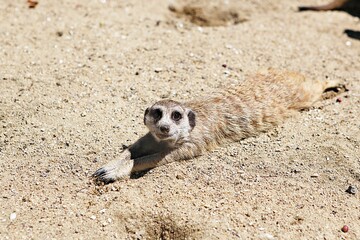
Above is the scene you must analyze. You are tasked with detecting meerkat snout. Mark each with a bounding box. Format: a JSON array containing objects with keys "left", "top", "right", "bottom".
[
  {"left": 160, "top": 125, "right": 170, "bottom": 133},
  {"left": 144, "top": 100, "right": 196, "bottom": 144}
]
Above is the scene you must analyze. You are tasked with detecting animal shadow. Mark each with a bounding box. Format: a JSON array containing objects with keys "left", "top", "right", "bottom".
[
  {"left": 344, "top": 29, "right": 360, "bottom": 40},
  {"left": 298, "top": 0, "right": 360, "bottom": 17}
]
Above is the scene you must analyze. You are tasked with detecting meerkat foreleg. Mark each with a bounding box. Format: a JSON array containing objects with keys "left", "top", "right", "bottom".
[
  {"left": 93, "top": 132, "right": 168, "bottom": 183},
  {"left": 131, "top": 142, "right": 200, "bottom": 172},
  {"left": 93, "top": 142, "right": 200, "bottom": 183}
]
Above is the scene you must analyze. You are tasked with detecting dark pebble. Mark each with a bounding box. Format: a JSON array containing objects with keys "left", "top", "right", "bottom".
[{"left": 345, "top": 185, "right": 357, "bottom": 195}]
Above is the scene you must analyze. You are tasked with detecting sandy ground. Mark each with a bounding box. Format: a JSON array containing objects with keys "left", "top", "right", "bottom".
[{"left": 1, "top": 0, "right": 359, "bottom": 239}]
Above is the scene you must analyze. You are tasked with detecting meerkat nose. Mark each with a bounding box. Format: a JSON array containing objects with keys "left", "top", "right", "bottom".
[{"left": 160, "top": 125, "right": 170, "bottom": 133}]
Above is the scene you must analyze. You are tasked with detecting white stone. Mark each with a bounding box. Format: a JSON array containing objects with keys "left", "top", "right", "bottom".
[
  {"left": 259, "top": 233, "right": 275, "bottom": 240},
  {"left": 10, "top": 213, "right": 16, "bottom": 221}
]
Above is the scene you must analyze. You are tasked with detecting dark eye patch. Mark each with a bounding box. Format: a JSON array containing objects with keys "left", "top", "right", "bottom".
[
  {"left": 188, "top": 110, "right": 196, "bottom": 129},
  {"left": 171, "top": 111, "right": 182, "bottom": 121},
  {"left": 151, "top": 108, "right": 162, "bottom": 121}
]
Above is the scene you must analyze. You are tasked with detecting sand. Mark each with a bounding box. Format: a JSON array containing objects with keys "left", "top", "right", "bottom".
[{"left": 1, "top": 0, "right": 359, "bottom": 239}]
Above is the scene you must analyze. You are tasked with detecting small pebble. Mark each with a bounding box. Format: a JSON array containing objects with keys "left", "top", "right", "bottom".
[
  {"left": 176, "top": 22, "right": 184, "bottom": 29},
  {"left": 28, "top": 0, "right": 38, "bottom": 8},
  {"left": 90, "top": 215, "right": 96, "bottom": 220},
  {"left": 341, "top": 225, "right": 349, "bottom": 233},
  {"left": 345, "top": 185, "right": 357, "bottom": 195},
  {"left": 176, "top": 174, "right": 184, "bottom": 180},
  {"left": 222, "top": 64, "right": 227, "bottom": 68},
  {"left": 259, "top": 233, "right": 275, "bottom": 240},
  {"left": 223, "top": 70, "right": 230, "bottom": 75},
  {"left": 56, "top": 31, "right": 63, "bottom": 37},
  {"left": 154, "top": 68, "right": 162, "bottom": 73},
  {"left": 336, "top": 98, "right": 342, "bottom": 103},
  {"left": 10, "top": 212, "right": 16, "bottom": 221}
]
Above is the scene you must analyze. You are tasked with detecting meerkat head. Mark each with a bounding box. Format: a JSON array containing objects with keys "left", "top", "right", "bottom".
[{"left": 144, "top": 100, "right": 196, "bottom": 145}]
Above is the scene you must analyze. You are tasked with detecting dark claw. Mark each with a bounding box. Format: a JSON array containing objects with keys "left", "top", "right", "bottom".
[
  {"left": 92, "top": 168, "right": 106, "bottom": 178},
  {"left": 92, "top": 168, "right": 115, "bottom": 184}
]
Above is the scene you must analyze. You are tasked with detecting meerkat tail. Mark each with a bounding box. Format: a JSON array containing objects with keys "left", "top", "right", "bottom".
[
  {"left": 320, "top": 78, "right": 347, "bottom": 100},
  {"left": 322, "top": 79, "right": 342, "bottom": 90},
  {"left": 287, "top": 76, "right": 344, "bottom": 110}
]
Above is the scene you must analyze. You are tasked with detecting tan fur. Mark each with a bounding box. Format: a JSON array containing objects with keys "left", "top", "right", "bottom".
[{"left": 93, "top": 70, "right": 344, "bottom": 183}]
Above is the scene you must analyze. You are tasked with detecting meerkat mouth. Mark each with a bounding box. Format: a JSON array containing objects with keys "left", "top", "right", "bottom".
[
  {"left": 156, "top": 133, "right": 173, "bottom": 139},
  {"left": 155, "top": 132, "right": 178, "bottom": 142}
]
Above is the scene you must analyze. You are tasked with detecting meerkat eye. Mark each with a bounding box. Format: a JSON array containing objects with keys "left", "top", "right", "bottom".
[
  {"left": 151, "top": 108, "right": 162, "bottom": 120},
  {"left": 171, "top": 111, "right": 182, "bottom": 121}
]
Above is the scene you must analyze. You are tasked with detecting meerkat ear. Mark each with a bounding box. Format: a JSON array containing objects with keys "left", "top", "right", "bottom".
[
  {"left": 144, "top": 107, "right": 150, "bottom": 125},
  {"left": 187, "top": 109, "right": 196, "bottom": 129}
]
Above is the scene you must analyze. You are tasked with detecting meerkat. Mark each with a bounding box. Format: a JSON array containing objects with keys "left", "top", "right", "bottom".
[
  {"left": 298, "top": 0, "right": 349, "bottom": 11},
  {"left": 93, "top": 70, "right": 344, "bottom": 183}
]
